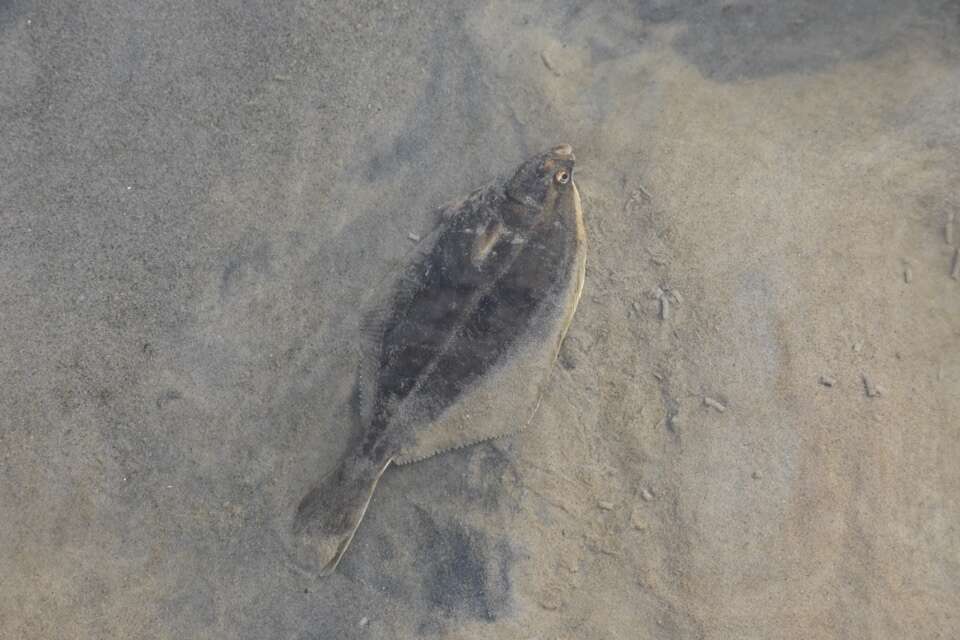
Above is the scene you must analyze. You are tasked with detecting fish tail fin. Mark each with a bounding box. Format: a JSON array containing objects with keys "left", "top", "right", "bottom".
[{"left": 291, "top": 455, "right": 391, "bottom": 576}]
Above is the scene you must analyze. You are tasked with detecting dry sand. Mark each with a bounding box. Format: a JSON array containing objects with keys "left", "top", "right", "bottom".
[{"left": 1, "top": 1, "right": 958, "bottom": 638}]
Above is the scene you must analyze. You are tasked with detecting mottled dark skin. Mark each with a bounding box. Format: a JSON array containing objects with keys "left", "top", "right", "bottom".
[
  {"left": 364, "top": 149, "right": 577, "bottom": 462},
  {"left": 292, "top": 145, "right": 581, "bottom": 576}
]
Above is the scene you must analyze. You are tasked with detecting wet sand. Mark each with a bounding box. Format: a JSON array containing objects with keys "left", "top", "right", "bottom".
[{"left": 2, "top": 1, "right": 958, "bottom": 638}]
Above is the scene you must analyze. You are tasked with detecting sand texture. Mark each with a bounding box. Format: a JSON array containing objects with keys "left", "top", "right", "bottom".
[{"left": 2, "top": 1, "right": 959, "bottom": 638}]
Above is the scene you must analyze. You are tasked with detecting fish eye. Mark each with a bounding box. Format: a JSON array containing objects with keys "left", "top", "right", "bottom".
[{"left": 555, "top": 169, "right": 570, "bottom": 185}]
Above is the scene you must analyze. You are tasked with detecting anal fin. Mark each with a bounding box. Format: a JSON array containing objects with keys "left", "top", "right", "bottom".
[{"left": 393, "top": 329, "right": 560, "bottom": 465}]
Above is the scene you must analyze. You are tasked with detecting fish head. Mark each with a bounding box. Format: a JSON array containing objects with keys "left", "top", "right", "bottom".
[{"left": 504, "top": 144, "right": 577, "bottom": 228}]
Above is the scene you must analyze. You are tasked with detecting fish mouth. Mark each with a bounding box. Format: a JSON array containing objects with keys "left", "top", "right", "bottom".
[{"left": 549, "top": 144, "right": 574, "bottom": 160}]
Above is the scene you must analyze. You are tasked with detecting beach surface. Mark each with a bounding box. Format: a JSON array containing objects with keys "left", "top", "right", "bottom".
[{"left": 2, "top": 1, "right": 959, "bottom": 637}]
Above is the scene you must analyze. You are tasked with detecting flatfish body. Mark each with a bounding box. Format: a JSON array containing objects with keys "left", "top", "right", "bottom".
[{"left": 292, "top": 145, "right": 586, "bottom": 575}]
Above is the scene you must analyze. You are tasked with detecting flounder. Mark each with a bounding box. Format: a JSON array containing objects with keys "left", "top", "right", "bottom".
[{"left": 292, "top": 145, "right": 587, "bottom": 575}]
